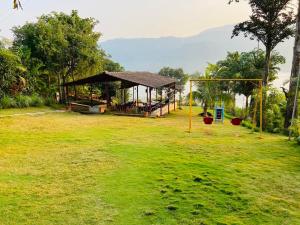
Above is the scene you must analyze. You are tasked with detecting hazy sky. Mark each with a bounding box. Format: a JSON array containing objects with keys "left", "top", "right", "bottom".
[{"left": 0, "top": 0, "right": 252, "bottom": 40}]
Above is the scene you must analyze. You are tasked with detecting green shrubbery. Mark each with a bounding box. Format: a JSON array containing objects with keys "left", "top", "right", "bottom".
[
  {"left": 0, "top": 95, "right": 46, "bottom": 109},
  {"left": 288, "top": 120, "right": 300, "bottom": 145},
  {"left": 0, "top": 96, "right": 17, "bottom": 108},
  {"left": 241, "top": 120, "right": 260, "bottom": 132}
]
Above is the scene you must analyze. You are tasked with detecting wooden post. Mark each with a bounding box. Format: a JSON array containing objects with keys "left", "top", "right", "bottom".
[
  {"left": 136, "top": 86, "right": 139, "bottom": 106},
  {"left": 189, "top": 80, "right": 193, "bottom": 133},
  {"left": 160, "top": 89, "right": 163, "bottom": 116},
  {"left": 105, "top": 82, "right": 110, "bottom": 107},
  {"left": 156, "top": 89, "right": 158, "bottom": 101},
  {"left": 146, "top": 87, "right": 149, "bottom": 104},
  {"left": 90, "top": 84, "right": 93, "bottom": 106},
  {"left": 133, "top": 86, "right": 135, "bottom": 102},
  {"left": 149, "top": 88, "right": 152, "bottom": 113},
  {"left": 123, "top": 89, "right": 125, "bottom": 104},
  {"left": 167, "top": 89, "right": 170, "bottom": 114},
  {"left": 173, "top": 85, "right": 176, "bottom": 111}
]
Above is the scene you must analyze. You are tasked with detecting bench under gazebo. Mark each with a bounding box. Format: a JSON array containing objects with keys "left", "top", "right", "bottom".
[{"left": 64, "top": 71, "right": 178, "bottom": 117}]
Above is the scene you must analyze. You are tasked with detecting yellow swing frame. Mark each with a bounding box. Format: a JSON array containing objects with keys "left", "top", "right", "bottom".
[{"left": 188, "top": 78, "right": 263, "bottom": 135}]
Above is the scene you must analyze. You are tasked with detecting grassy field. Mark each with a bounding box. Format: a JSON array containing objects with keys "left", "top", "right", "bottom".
[{"left": 0, "top": 107, "right": 299, "bottom": 225}]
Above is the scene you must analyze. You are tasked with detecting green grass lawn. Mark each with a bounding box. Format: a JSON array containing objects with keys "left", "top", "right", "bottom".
[{"left": 0, "top": 107, "right": 299, "bottom": 225}]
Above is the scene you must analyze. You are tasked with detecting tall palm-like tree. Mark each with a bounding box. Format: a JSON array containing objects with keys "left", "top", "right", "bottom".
[
  {"left": 13, "top": 0, "right": 22, "bottom": 9},
  {"left": 285, "top": 0, "right": 300, "bottom": 129}
]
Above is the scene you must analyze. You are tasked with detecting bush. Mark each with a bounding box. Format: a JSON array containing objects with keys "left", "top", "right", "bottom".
[
  {"left": 15, "top": 95, "right": 32, "bottom": 108},
  {"left": 0, "top": 96, "right": 16, "bottom": 109},
  {"left": 297, "top": 136, "right": 300, "bottom": 145},
  {"left": 289, "top": 120, "right": 300, "bottom": 138},
  {"left": 30, "top": 95, "right": 44, "bottom": 107},
  {"left": 44, "top": 97, "right": 56, "bottom": 106},
  {"left": 242, "top": 120, "right": 253, "bottom": 129},
  {"left": 0, "top": 94, "right": 49, "bottom": 109},
  {"left": 272, "top": 128, "right": 281, "bottom": 134}
]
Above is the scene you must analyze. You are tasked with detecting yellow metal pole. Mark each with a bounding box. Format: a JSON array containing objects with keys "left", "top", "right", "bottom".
[
  {"left": 189, "top": 80, "right": 193, "bottom": 133},
  {"left": 252, "top": 90, "right": 258, "bottom": 130},
  {"left": 259, "top": 81, "right": 263, "bottom": 136}
]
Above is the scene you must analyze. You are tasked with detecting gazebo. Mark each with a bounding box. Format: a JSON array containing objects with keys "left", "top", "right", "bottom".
[{"left": 64, "top": 71, "right": 178, "bottom": 117}]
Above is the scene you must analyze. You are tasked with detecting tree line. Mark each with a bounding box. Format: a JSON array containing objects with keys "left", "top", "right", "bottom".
[{"left": 0, "top": 10, "right": 123, "bottom": 107}]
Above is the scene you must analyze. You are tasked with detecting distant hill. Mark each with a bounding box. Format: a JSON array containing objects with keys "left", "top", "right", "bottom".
[{"left": 101, "top": 25, "right": 294, "bottom": 86}]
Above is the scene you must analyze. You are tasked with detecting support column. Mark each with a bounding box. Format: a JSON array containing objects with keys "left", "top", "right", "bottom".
[
  {"left": 160, "top": 89, "right": 163, "bottom": 116},
  {"left": 173, "top": 86, "right": 176, "bottom": 111},
  {"left": 90, "top": 85, "right": 93, "bottom": 105},
  {"left": 146, "top": 87, "right": 149, "bottom": 104},
  {"left": 105, "top": 82, "right": 109, "bottom": 107},
  {"left": 133, "top": 86, "right": 135, "bottom": 103},
  {"left": 167, "top": 88, "right": 170, "bottom": 114},
  {"left": 136, "top": 86, "right": 139, "bottom": 107},
  {"left": 149, "top": 88, "right": 152, "bottom": 113},
  {"left": 123, "top": 89, "right": 125, "bottom": 104}
]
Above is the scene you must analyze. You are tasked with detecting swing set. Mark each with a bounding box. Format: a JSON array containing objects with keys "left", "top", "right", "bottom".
[{"left": 188, "top": 78, "right": 263, "bottom": 135}]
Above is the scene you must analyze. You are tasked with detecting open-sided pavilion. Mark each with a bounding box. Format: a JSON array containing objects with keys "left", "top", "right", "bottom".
[{"left": 64, "top": 71, "right": 179, "bottom": 117}]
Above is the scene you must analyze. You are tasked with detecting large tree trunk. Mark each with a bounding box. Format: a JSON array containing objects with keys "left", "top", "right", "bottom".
[
  {"left": 57, "top": 73, "right": 63, "bottom": 104},
  {"left": 261, "top": 47, "right": 271, "bottom": 129},
  {"left": 264, "top": 47, "right": 271, "bottom": 86},
  {"left": 61, "top": 75, "right": 67, "bottom": 104},
  {"left": 285, "top": 1, "right": 300, "bottom": 129}
]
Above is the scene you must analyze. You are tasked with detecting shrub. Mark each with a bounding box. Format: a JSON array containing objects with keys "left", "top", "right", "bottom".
[
  {"left": 242, "top": 120, "right": 253, "bottom": 130},
  {"left": 15, "top": 95, "right": 32, "bottom": 108},
  {"left": 272, "top": 128, "right": 281, "bottom": 134},
  {"left": 0, "top": 96, "right": 16, "bottom": 109},
  {"left": 30, "top": 95, "right": 44, "bottom": 107},
  {"left": 289, "top": 120, "right": 300, "bottom": 138},
  {"left": 297, "top": 136, "right": 300, "bottom": 145},
  {"left": 44, "top": 97, "right": 56, "bottom": 106},
  {"left": 254, "top": 127, "right": 260, "bottom": 132}
]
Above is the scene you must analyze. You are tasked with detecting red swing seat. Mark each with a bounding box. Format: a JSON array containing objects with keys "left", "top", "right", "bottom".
[
  {"left": 204, "top": 117, "right": 214, "bottom": 125},
  {"left": 231, "top": 118, "right": 242, "bottom": 126}
]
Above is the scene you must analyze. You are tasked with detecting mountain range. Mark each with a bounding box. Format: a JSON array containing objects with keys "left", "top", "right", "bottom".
[{"left": 101, "top": 25, "right": 294, "bottom": 87}]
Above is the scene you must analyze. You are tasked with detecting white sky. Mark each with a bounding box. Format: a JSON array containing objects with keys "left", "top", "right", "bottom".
[{"left": 0, "top": 0, "right": 253, "bottom": 40}]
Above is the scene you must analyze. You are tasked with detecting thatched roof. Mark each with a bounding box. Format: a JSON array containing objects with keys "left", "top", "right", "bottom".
[{"left": 64, "top": 71, "right": 176, "bottom": 89}]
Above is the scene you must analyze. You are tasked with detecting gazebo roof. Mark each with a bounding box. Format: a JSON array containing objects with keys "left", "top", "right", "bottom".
[{"left": 64, "top": 71, "right": 176, "bottom": 89}]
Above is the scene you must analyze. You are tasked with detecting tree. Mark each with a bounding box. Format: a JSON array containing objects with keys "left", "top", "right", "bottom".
[
  {"left": 159, "top": 67, "right": 189, "bottom": 108},
  {"left": 158, "top": 67, "right": 189, "bottom": 86},
  {"left": 217, "top": 49, "right": 285, "bottom": 116},
  {"left": 13, "top": 0, "right": 22, "bottom": 9},
  {"left": 189, "top": 64, "right": 225, "bottom": 116},
  {"left": 230, "top": 0, "right": 295, "bottom": 86},
  {"left": 12, "top": 10, "right": 105, "bottom": 102},
  {"left": 285, "top": 1, "right": 300, "bottom": 129},
  {"left": 0, "top": 48, "right": 26, "bottom": 98}
]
